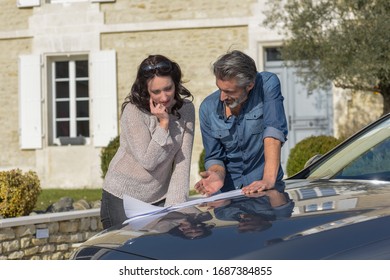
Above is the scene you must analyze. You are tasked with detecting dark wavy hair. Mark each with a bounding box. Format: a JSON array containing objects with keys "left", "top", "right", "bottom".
[
  {"left": 168, "top": 213, "right": 215, "bottom": 240},
  {"left": 121, "top": 54, "right": 193, "bottom": 119}
]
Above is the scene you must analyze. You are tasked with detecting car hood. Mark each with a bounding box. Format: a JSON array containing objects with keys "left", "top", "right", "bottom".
[{"left": 73, "top": 179, "right": 390, "bottom": 260}]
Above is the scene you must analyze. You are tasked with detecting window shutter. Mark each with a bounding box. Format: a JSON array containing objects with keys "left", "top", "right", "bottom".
[
  {"left": 90, "top": 50, "right": 118, "bottom": 147},
  {"left": 18, "top": 55, "right": 42, "bottom": 149},
  {"left": 17, "top": 0, "right": 40, "bottom": 8}
]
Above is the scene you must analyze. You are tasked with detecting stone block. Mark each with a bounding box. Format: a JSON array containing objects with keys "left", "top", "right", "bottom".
[
  {"left": 15, "top": 225, "right": 36, "bottom": 237},
  {"left": 59, "top": 221, "right": 79, "bottom": 233},
  {"left": 7, "top": 251, "right": 24, "bottom": 260},
  {"left": 2, "top": 239, "right": 20, "bottom": 253},
  {"left": 0, "top": 228, "right": 15, "bottom": 241},
  {"left": 24, "top": 246, "right": 39, "bottom": 256}
]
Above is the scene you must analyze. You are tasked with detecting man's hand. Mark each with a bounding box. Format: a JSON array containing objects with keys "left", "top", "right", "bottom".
[
  {"left": 241, "top": 178, "right": 275, "bottom": 195},
  {"left": 194, "top": 167, "right": 225, "bottom": 196},
  {"left": 242, "top": 137, "right": 281, "bottom": 195},
  {"left": 200, "top": 199, "right": 231, "bottom": 210}
]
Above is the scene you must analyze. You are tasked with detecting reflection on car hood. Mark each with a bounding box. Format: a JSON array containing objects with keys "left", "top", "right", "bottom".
[{"left": 73, "top": 179, "right": 390, "bottom": 260}]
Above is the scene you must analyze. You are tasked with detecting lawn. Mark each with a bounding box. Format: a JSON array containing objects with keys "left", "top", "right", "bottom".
[
  {"left": 34, "top": 188, "right": 102, "bottom": 211},
  {"left": 34, "top": 188, "right": 199, "bottom": 211}
]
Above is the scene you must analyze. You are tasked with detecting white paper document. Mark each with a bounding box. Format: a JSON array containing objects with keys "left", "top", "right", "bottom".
[{"left": 123, "top": 189, "right": 244, "bottom": 225}]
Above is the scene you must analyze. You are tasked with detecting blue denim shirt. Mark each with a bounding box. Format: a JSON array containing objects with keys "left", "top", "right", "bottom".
[
  {"left": 214, "top": 186, "right": 294, "bottom": 221},
  {"left": 199, "top": 72, "right": 288, "bottom": 192}
]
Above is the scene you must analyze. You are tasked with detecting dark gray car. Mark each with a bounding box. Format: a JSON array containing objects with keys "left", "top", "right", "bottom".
[{"left": 71, "top": 113, "right": 390, "bottom": 260}]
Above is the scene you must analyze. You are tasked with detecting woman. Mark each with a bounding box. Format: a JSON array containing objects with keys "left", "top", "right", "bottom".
[{"left": 101, "top": 54, "right": 195, "bottom": 229}]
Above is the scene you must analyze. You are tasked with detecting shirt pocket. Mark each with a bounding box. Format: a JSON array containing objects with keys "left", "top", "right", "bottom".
[
  {"left": 245, "top": 106, "right": 264, "bottom": 135},
  {"left": 211, "top": 128, "right": 235, "bottom": 151}
]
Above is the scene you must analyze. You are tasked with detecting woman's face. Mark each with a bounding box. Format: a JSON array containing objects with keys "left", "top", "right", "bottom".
[
  {"left": 147, "top": 76, "right": 176, "bottom": 110},
  {"left": 178, "top": 222, "right": 205, "bottom": 239}
]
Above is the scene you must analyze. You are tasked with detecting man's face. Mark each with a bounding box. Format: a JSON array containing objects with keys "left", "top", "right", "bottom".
[{"left": 217, "top": 79, "right": 253, "bottom": 109}]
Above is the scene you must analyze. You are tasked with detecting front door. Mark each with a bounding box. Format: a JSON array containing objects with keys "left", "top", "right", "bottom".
[{"left": 263, "top": 48, "right": 333, "bottom": 173}]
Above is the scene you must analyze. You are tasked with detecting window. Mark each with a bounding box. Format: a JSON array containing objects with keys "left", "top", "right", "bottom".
[
  {"left": 19, "top": 50, "right": 118, "bottom": 149},
  {"left": 48, "top": 58, "right": 90, "bottom": 145},
  {"left": 334, "top": 138, "right": 390, "bottom": 181},
  {"left": 298, "top": 188, "right": 317, "bottom": 200},
  {"left": 265, "top": 47, "right": 283, "bottom": 62},
  {"left": 307, "top": 117, "right": 390, "bottom": 181},
  {"left": 304, "top": 201, "right": 335, "bottom": 213}
]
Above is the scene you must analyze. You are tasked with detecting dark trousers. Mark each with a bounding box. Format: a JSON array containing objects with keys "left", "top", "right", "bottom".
[
  {"left": 100, "top": 190, "right": 166, "bottom": 230},
  {"left": 100, "top": 190, "right": 128, "bottom": 230}
]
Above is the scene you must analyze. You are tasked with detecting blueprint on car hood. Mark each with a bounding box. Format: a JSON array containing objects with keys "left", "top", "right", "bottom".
[{"left": 122, "top": 189, "right": 244, "bottom": 225}]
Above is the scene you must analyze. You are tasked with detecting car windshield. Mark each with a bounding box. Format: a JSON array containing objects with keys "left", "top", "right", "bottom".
[{"left": 305, "top": 116, "right": 390, "bottom": 181}]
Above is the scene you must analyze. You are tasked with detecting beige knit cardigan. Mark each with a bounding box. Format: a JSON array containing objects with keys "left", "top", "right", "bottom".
[{"left": 103, "top": 100, "right": 195, "bottom": 206}]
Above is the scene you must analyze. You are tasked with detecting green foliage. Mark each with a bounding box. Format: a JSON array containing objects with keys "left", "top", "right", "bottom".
[
  {"left": 198, "top": 148, "right": 206, "bottom": 173},
  {"left": 286, "top": 135, "right": 343, "bottom": 176},
  {"left": 100, "top": 135, "right": 120, "bottom": 179},
  {"left": 0, "top": 169, "right": 41, "bottom": 218},
  {"left": 263, "top": 0, "right": 390, "bottom": 114}
]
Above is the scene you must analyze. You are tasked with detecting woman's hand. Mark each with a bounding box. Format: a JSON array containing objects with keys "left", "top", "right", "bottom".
[{"left": 150, "top": 98, "right": 169, "bottom": 130}]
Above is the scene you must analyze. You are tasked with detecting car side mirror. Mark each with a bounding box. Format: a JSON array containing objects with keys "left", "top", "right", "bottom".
[{"left": 304, "top": 154, "right": 322, "bottom": 168}]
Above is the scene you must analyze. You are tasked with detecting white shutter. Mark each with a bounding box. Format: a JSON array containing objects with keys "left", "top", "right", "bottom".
[
  {"left": 19, "top": 55, "right": 42, "bottom": 150},
  {"left": 17, "top": 0, "right": 40, "bottom": 8},
  {"left": 90, "top": 50, "right": 118, "bottom": 147}
]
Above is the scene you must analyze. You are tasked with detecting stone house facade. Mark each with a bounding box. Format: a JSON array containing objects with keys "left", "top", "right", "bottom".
[{"left": 0, "top": 0, "right": 382, "bottom": 189}]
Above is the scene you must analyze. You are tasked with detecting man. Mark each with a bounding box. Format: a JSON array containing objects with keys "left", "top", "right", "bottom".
[{"left": 195, "top": 50, "right": 288, "bottom": 196}]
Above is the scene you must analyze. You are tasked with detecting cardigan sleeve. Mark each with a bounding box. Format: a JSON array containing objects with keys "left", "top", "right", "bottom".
[{"left": 121, "top": 103, "right": 175, "bottom": 171}]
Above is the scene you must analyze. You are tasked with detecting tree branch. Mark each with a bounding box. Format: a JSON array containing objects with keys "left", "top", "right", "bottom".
[{"left": 333, "top": 82, "right": 381, "bottom": 94}]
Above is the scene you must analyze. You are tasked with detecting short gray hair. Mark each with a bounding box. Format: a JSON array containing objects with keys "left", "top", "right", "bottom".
[{"left": 213, "top": 50, "right": 257, "bottom": 88}]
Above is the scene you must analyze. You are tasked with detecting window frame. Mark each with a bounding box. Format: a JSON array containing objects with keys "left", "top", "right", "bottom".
[{"left": 47, "top": 55, "right": 91, "bottom": 146}]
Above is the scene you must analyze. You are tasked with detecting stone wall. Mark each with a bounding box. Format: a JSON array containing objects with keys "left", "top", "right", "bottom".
[
  {"left": 0, "top": 209, "right": 102, "bottom": 260},
  {"left": 333, "top": 87, "right": 384, "bottom": 139},
  {"left": 100, "top": 0, "right": 257, "bottom": 23},
  {"left": 0, "top": 0, "right": 32, "bottom": 31},
  {"left": 0, "top": 38, "right": 35, "bottom": 170}
]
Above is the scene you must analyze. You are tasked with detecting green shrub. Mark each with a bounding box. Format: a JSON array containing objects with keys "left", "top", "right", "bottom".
[
  {"left": 100, "top": 135, "right": 120, "bottom": 178},
  {"left": 0, "top": 169, "right": 41, "bottom": 218},
  {"left": 199, "top": 149, "right": 206, "bottom": 173},
  {"left": 286, "top": 135, "right": 343, "bottom": 177}
]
